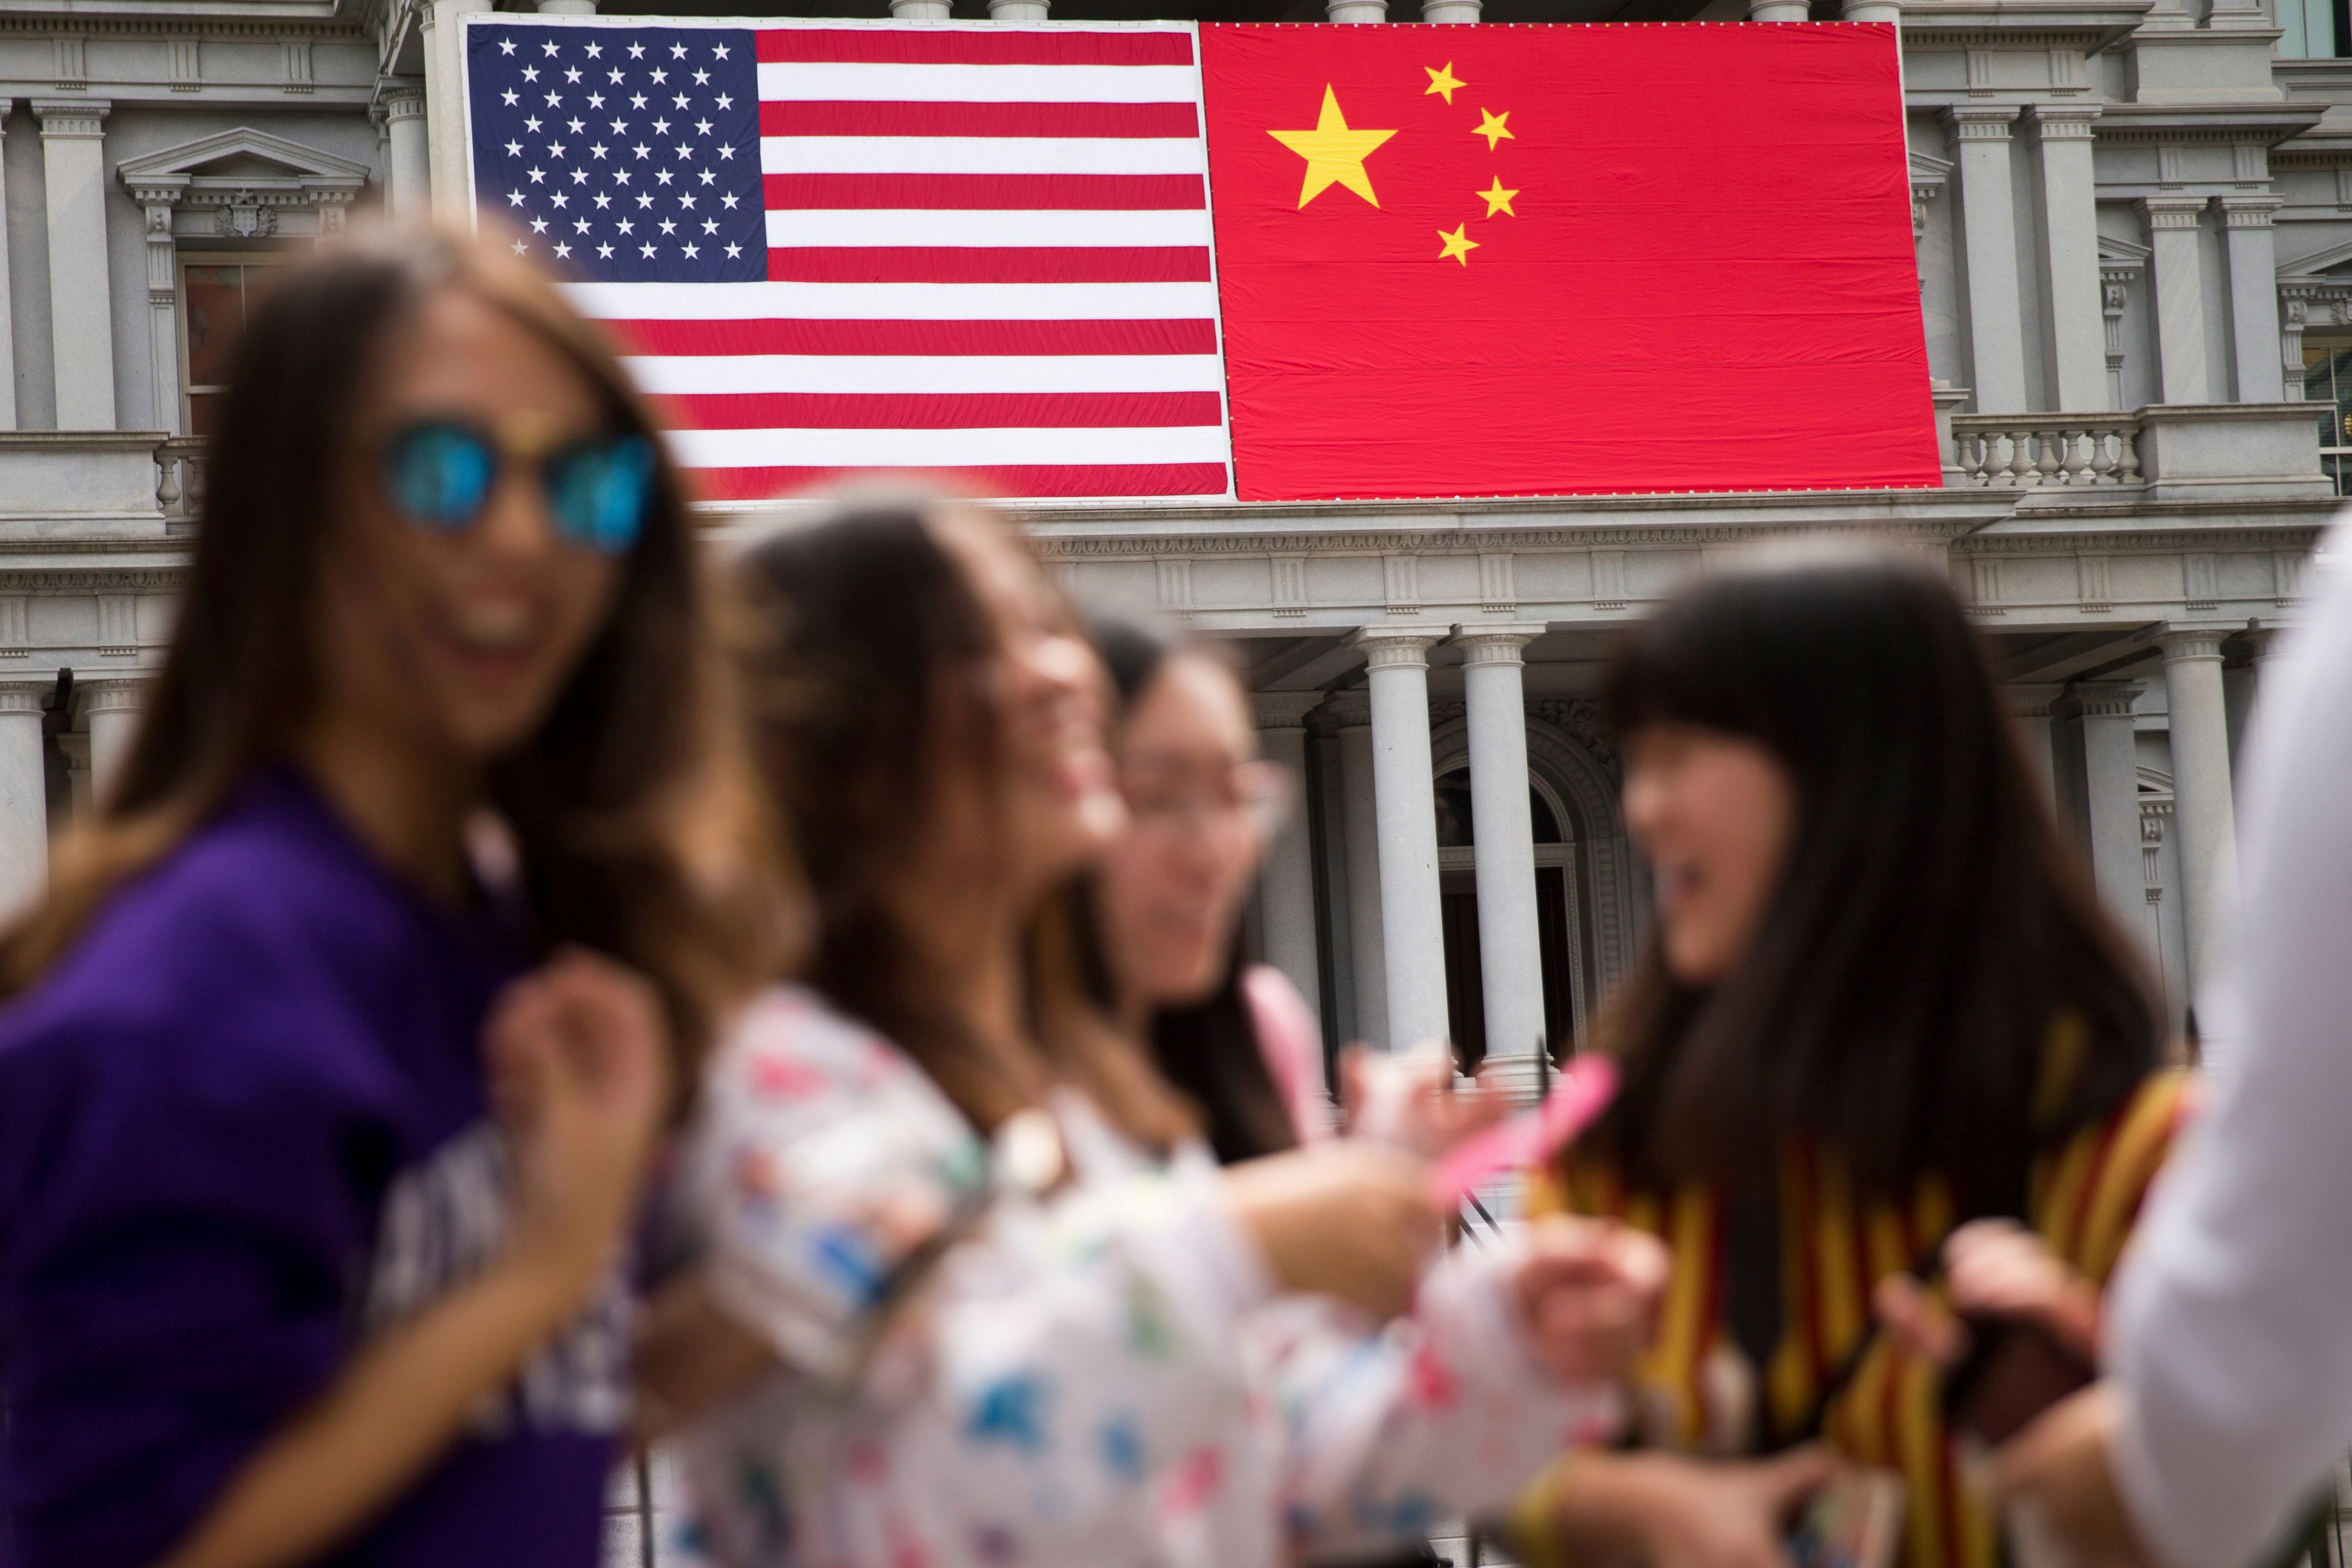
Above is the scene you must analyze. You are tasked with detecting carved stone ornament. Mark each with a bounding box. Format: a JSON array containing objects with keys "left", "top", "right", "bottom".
[
  {"left": 1530, "top": 697, "right": 1620, "bottom": 773},
  {"left": 214, "top": 194, "right": 277, "bottom": 239}
]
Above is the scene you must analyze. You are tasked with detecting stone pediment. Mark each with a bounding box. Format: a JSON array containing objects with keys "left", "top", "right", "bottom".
[
  {"left": 2099, "top": 233, "right": 2150, "bottom": 267},
  {"left": 117, "top": 128, "right": 369, "bottom": 206},
  {"left": 2278, "top": 234, "right": 2352, "bottom": 285}
]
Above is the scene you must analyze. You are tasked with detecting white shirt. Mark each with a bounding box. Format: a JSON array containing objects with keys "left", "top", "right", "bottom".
[{"left": 2107, "top": 522, "right": 2352, "bottom": 1568}]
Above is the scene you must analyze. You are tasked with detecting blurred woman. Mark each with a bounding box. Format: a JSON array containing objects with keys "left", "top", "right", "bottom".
[
  {"left": 1071, "top": 611, "right": 1668, "bottom": 1556},
  {"left": 0, "top": 231, "right": 789, "bottom": 1568},
  {"left": 1079, "top": 617, "right": 1319, "bottom": 1160},
  {"left": 1503, "top": 550, "right": 2189, "bottom": 1568},
  {"left": 1080, "top": 615, "right": 1502, "bottom": 1162},
  {"left": 638, "top": 493, "right": 1656, "bottom": 1568}
]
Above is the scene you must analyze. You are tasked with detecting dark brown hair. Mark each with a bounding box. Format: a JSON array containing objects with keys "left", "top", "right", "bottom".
[
  {"left": 732, "top": 492, "right": 1192, "bottom": 1150},
  {"left": 1586, "top": 547, "right": 2159, "bottom": 1207},
  {"left": 1075, "top": 613, "right": 1298, "bottom": 1164},
  {"left": 0, "top": 227, "right": 798, "bottom": 1067}
]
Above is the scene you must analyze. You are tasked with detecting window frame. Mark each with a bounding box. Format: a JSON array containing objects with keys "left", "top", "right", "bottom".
[{"left": 177, "top": 251, "right": 293, "bottom": 439}]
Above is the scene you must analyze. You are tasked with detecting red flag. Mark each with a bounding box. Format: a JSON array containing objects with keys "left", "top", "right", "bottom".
[{"left": 1199, "top": 23, "right": 1938, "bottom": 503}]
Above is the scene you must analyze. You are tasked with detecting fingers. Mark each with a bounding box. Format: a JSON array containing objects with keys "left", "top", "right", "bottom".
[
  {"left": 1514, "top": 1219, "right": 1668, "bottom": 1381},
  {"left": 1875, "top": 1271, "right": 1968, "bottom": 1366},
  {"left": 1760, "top": 1445, "right": 1840, "bottom": 1508}
]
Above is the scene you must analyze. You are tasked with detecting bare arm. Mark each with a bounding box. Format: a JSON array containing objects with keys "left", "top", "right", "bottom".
[{"left": 156, "top": 951, "right": 669, "bottom": 1568}]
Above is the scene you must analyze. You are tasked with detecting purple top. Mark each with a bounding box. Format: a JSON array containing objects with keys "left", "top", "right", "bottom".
[{"left": 0, "top": 770, "right": 624, "bottom": 1568}]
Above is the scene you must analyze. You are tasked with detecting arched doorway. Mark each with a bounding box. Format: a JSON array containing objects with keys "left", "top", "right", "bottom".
[{"left": 1432, "top": 766, "right": 1589, "bottom": 1069}]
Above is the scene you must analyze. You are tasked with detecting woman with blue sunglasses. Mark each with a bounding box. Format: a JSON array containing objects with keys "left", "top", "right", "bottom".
[{"left": 0, "top": 229, "right": 793, "bottom": 1568}]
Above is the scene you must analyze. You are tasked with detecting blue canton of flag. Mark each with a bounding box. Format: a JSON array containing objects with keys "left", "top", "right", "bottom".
[{"left": 466, "top": 21, "right": 764, "bottom": 284}]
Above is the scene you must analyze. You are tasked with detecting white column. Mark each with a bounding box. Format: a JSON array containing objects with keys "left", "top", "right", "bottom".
[
  {"left": 2034, "top": 107, "right": 2110, "bottom": 412},
  {"left": 1950, "top": 108, "right": 2029, "bottom": 415},
  {"left": 2005, "top": 681, "right": 2062, "bottom": 810},
  {"left": 1458, "top": 626, "right": 1547, "bottom": 1086},
  {"left": 130, "top": 190, "right": 179, "bottom": 433},
  {"left": 1252, "top": 693, "right": 1324, "bottom": 1032},
  {"left": 990, "top": 0, "right": 1049, "bottom": 19},
  {"left": 83, "top": 678, "right": 142, "bottom": 806},
  {"left": 1750, "top": 0, "right": 1809, "bottom": 20},
  {"left": 2141, "top": 196, "right": 2212, "bottom": 405},
  {"left": 1328, "top": 0, "right": 1388, "bottom": 19},
  {"left": 2219, "top": 197, "right": 2284, "bottom": 403},
  {"left": 2059, "top": 681, "right": 2147, "bottom": 937},
  {"left": 0, "top": 681, "right": 46, "bottom": 916},
  {"left": 1840, "top": 0, "right": 1901, "bottom": 23},
  {"left": 384, "top": 86, "right": 430, "bottom": 225},
  {"left": 2157, "top": 632, "right": 2238, "bottom": 1015},
  {"left": 1331, "top": 693, "right": 1388, "bottom": 1049},
  {"left": 34, "top": 101, "right": 114, "bottom": 431},
  {"left": 1423, "top": 0, "right": 1479, "bottom": 24},
  {"left": 0, "top": 104, "right": 21, "bottom": 431},
  {"left": 423, "top": 0, "right": 492, "bottom": 225},
  {"left": 891, "top": 0, "right": 952, "bottom": 17},
  {"left": 1353, "top": 627, "right": 1450, "bottom": 1054},
  {"left": 537, "top": 0, "right": 595, "bottom": 13}
]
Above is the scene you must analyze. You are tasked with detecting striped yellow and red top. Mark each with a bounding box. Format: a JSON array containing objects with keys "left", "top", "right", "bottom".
[{"left": 1508, "top": 1066, "right": 2195, "bottom": 1568}]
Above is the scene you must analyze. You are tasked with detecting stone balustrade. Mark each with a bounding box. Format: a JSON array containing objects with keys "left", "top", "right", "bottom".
[
  {"left": 156, "top": 435, "right": 205, "bottom": 523},
  {"left": 1949, "top": 414, "right": 2144, "bottom": 486},
  {"left": 1947, "top": 404, "right": 2329, "bottom": 503}
]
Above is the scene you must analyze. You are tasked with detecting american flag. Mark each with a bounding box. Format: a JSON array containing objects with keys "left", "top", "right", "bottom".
[{"left": 465, "top": 18, "right": 1234, "bottom": 503}]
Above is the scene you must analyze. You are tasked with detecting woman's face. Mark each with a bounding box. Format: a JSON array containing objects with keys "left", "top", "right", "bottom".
[
  {"left": 317, "top": 288, "right": 623, "bottom": 767},
  {"left": 1096, "top": 654, "right": 1273, "bottom": 1011},
  {"left": 1621, "top": 723, "right": 1797, "bottom": 986},
  {"left": 928, "top": 512, "right": 1125, "bottom": 902}
]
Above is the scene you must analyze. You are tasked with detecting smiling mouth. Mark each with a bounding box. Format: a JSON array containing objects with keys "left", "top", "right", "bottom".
[{"left": 445, "top": 601, "right": 542, "bottom": 656}]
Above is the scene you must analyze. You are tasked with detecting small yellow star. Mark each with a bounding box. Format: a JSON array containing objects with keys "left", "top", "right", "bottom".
[
  {"left": 1477, "top": 176, "right": 1519, "bottom": 217},
  {"left": 1473, "top": 108, "right": 1515, "bottom": 150},
  {"left": 1424, "top": 62, "right": 1466, "bottom": 104},
  {"left": 1268, "top": 85, "right": 1399, "bottom": 209},
  {"left": 1437, "top": 223, "right": 1480, "bottom": 265}
]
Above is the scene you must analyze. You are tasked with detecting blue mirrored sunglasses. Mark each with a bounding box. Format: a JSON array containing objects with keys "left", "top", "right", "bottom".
[{"left": 381, "top": 419, "right": 657, "bottom": 555}]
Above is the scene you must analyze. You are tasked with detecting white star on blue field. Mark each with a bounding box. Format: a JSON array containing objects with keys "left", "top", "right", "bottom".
[{"left": 466, "top": 22, "right": 766, "bottom": 282}]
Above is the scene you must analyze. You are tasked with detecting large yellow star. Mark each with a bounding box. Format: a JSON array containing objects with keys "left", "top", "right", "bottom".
[
  {"left": 1437, "top": 223, "right": 1479, "bottom": 265},
  {"left": 1424, "top": 62, "right": 1466, "bottom": 104},
  {"left": 1477, "top": 176, "right": 1519, "bottom": 217},
  {"left": 1269, "top": 85, "right": 1398, "bottom": 209},
  {"left": 1474, "top": 108, "right": 1515, "bottom": 149}
]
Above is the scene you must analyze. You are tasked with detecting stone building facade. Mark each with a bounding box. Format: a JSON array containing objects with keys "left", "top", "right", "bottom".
[{"left": 0, "top": 0, "right": 2329, "bottom": 1091}]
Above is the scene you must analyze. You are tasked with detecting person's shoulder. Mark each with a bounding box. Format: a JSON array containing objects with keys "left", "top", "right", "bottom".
[
  {"left": 0, "top": 774, "right": 410, "bottom": 1077},
  {"left": 705, "top": 983, "right": 961, "bottom": 1127}
]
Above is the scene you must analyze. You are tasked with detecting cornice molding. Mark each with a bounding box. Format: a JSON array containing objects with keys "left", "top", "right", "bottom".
[
  {"left": 1029, "top": 519, "right": 1986, "bottom": 557},
  {"left": 0, "top": 16, "right": 365, "bottom": 40},
  {"left": 0, "top": 569, "right": 186, "bottom": 592},
  {"left": 1953, "top": 526, "right": 2319, "bottom": 553}
]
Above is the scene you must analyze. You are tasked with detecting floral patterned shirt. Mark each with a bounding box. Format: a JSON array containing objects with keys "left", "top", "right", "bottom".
[{"left": 667, "top": 985, "right": 1620, "bottom": 1568}]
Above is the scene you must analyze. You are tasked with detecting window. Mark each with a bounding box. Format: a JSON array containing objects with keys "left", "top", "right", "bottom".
[
  {"left": 180, "top": 258, "right": 285, "bottom": 437},
  {"left": 2279, "top": 0, "right": 2350, "bottom": 57},
  {"left": 2303, "top": 339, "right": 2352, "bottom": 496}
]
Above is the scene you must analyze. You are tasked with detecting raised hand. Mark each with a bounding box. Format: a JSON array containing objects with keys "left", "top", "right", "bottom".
[
  {"left": 1223, "top": 1140, "right": 1445, "bottom": 1319},
  {"left": 1512, "top": 1215, "right": 1669, "bottom": 1383},
  {"left": 1338, "top": 1042, "right": 1510, "bottom": 1157},
  {"left": 484, "top": 947, "right": 673, "bottom": 1299}
]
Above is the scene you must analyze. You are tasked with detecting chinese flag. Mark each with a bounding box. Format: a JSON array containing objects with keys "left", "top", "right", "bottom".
[{"left": 1199, "top": 24, "right": 1938, "bottom": 502}]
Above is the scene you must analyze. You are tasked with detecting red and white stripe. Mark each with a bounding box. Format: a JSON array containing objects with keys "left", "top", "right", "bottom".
[{"left": 578, "top": 20, "right": 1231, "bottom": 504}]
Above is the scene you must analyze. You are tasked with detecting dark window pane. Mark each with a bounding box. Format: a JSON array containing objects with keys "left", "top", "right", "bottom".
[
  {"left": 182, "top": 266, "right": 245, "bottom": 389},
  {"left": 187, "top": 391, "right": 225, "bottom": 439}
]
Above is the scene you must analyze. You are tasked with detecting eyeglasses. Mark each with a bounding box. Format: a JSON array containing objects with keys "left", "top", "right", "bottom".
[
  {"left": 1121, "top": 759, "right": 1295, "bottom": 842},
  {"left": 380, "top": 417, "right": 657, "bottom": 555}
]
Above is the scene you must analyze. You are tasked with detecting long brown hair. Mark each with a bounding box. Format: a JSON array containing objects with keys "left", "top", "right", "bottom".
[
  {"left": 0, "top": 227, "right": 798, "bottom": 1064},
  {"left": 1587, "top": 549, "right": 2159, "bottom": 1208},
  {"left": 731, "top": 490, "right": 1192, "bottom": 1150}
]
